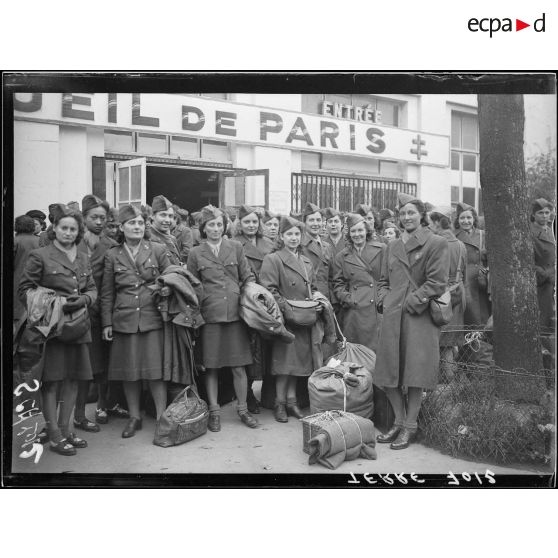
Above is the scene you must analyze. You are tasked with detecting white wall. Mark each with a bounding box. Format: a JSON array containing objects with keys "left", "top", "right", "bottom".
[{"left": 14, "top": 121, "right": 59, "bottom": 217}]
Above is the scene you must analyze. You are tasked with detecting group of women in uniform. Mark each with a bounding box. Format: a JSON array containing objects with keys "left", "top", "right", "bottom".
[{"left": 14, "top": 192, "right": 555, "bottom": 457}]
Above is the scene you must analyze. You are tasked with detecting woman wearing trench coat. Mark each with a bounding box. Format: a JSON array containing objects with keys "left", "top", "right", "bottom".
[
  {"left": 375, "top": 194, "right": 449, "bottom": 450},
  {"left": 260, "top": 216, "right": 319, "bottom": 423},
  {"left": 454, "top": 202, "right": 491, "bottom": 327},
  {"left": 332, "top": 213, "right": 385, "bottom": 352},
  {"left": 233, "top": 205, "right": 275, "bottom": 413},
  {"left": 18, "top": 205, "right": 97, "bottom": 456}
]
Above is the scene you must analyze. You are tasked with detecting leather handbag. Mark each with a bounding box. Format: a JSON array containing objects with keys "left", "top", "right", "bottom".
[
  {"left": 284, "top": 261, "right": 319, "bottom": 327},
  {"left": 401, "top": 263, "right": 454, "bottom": 327},
  {"left": 58, "top": 306, "right": 90, "bottom": 343},
  {"left": 153, "top": 384, "right": 209, "bottom": 447}
]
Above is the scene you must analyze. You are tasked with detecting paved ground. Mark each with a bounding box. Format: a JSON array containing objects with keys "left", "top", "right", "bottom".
[{"left": 11, "top": 397, "right": 540, "bottom": 479}]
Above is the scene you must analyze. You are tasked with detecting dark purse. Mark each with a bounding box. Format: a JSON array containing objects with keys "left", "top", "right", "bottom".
[
  {"left": 284, "top": 261, "right": 319, "bottom": 327},
  {"left": 58, "top": 277, "right": 91, "bottom": 345}
]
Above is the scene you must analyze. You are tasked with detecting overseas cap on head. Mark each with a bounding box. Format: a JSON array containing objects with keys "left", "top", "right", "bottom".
[
  {"left": 176, "top": 208, "right": 189, "bottom": 220},
  {"left": 82, "top": 194, "right": 109, "bottom": 216},
  {"left": 238, "top": 204, "right": 258, "bottom": 221},
  {"left": 378, "top": 208, "right": 394, "bottom": 222},
  {"left": 345, "top": 213, "right": 366, "bottom": 230},
  {"left": 531, "top": 198, "right": 554, "bottom": 213},
  {"left": 396, "top": 193, "right": 420, "bottom": 209},
  {"left": 424, "top": 201, "right": 434, "bottom": 212},
  {"left": 48, "top": 203, "right": 66, "bottom": 221},
  {"left": 322, "top": 207, "right": 340, "bottom": 221},
  {"left": 302, "top": 202, "right": 321, "bottom": 219},
  {"left": 200, "top": 204, "right": 224, "bottom": 225},
  {"left": 279, "top": 216, "right": 304, "bottom": 234},
  {"left": 354, "top": 204, "right": 371, "bottom": 217},
  {"left": 456, "top": 201, "right": 475, "bottom": 214},
  {"left": 26, "top": 209, "right": 46, "bottom": 221},
  {"left": 262, "top": 210, "right": 279, "bottom": 223},
  {"left": 67, "top": 201, "right": 80, "bottom": 212},
  {"left": 430, "top": 206, "right": 452, "bottom": 220},
  {"left": 151, "top": 195, "right": 173, "bottom": 214},
  {"left": 107, "top": 207, "right": 120, "bottom": 221},
  {"left": 50, "top": 203, "right": 72, "bottom": 222},
  {"left": 118, "top": 204, "right": 142, "bottom": 224}
]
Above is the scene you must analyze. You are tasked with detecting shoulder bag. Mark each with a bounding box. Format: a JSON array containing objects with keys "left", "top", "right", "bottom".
[
  {"left": 401, "top": 259, "right": 455, "bottom": 327},
  {"left": 284, "top": 259, "right": 319, "bottom": 327},
  {"left": 58, "top": 274, "right": 91, "bottom": 343}
]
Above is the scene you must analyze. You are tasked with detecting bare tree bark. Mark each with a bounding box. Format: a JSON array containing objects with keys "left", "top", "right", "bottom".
[{"left": 477, "top": 94, "right": 543, "bottom": 392}]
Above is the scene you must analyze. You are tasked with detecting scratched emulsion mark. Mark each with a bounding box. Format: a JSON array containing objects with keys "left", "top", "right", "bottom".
[{"left": 13, "top": 380, "right": 43, "bottom": 464}]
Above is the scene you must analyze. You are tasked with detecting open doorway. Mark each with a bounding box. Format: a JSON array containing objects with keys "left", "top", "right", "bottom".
[{"left": 146, "top": 166, "right": 219, "bottom": 212}]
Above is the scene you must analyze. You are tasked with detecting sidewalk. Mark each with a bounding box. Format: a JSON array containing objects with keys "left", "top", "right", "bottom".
[{"left": 11, "top": 400, "right": 538, "bottom": 478}]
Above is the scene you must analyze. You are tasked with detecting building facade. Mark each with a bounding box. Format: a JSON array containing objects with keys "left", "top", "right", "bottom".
[{"left": 14, "top": 92, "right": 485, "bottom": 217}]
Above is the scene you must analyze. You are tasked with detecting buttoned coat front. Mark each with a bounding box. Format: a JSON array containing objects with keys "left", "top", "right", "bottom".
[
  {"left": 187, "top": 238, "right": 255, "bottom": 324},
  {"left": 375, "top": 226, "right": 449, "bottom": 389},
  {"left": 101, "top": 241, "right": 171, "bottom": 333},
  {"left": 531, "top": 222, "right": 556, "bottom": 328},
  {"left": 300, "top": 231, "right": 333, "bottom": 299},
  {"left": 235, "top": 234, "right": 274, "bottom": 283},
  {"left": 18, "top": 243, "right": 98, "bottom": 344},
  {"left": 150, "top": 226, "right": 183, "bottom": 265},
  {"left": 332, "top": 240, "right": 385, "bottom": 351},
  {"left": 455, "top": 228, "right": 491, "bottom": 326},
  {"left": 260, "top": 247, "right": 317, "bottom": 375},
  {"left": 172, "top": 224, "right": 194, "bottom": 262}
]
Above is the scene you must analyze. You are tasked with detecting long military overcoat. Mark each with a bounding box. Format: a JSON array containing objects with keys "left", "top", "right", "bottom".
[
  {"left": 260, "top": 248, "right": 317, "bottom": 376},
  {"left": 300, "top": 231, "right": 332, "bottom": 299},
  {"left": 332, "top": 240, "right": 385, "bottom": 351},
  {"left": 234, "top": 234, "right": 274, "bottom": 283},
  {"left": 455, "top": 228, "right": 491, "bottom": 326},
  {"left": 375, "top": 226, "right": 449, "bottom": 390}
]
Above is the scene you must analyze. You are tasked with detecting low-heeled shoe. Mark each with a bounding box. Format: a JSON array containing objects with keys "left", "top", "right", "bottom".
[
  {"left": 286, "top": 404, "right": 304, "bottom": 419},
  {"left": 390, "top": 427, "right": 416, "bottom": 450},
  {"left": 122, "top": 417, "right": 142, "bottom": 438},
  {"left": 273, "top": 403, "right": 288, "bottom": 423},
  {"left": 208, "top": 413, "right": 221, "bottom": 432},
  {"left": 239, "top": 411, "right": 258, "bottom": 428},
  {"left": 376, "top": 425, "right": 402, "bottom": 444}
]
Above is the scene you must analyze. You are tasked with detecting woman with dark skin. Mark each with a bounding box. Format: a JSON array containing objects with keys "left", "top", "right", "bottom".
[
  {"left": 187, "top": 206, "right": 258, "bottom": 432},
  {"left": 101, "top": 205, "right": 171, "bottom": 438},
  {"left": 19, "top": 206, "right": 97, "bottom": 456},
  {"left": 375, "top": 194, "right": 449, "bottom": 450}
]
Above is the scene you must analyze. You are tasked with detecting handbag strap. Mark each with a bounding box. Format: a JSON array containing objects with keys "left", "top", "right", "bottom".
[{"left": 300, "top": 255, "right": 313, "bottom": 300}]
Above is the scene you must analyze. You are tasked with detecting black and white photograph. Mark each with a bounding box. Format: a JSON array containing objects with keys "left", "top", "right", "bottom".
[{"left": 2, "top": 72, "right": 556, "bottom": 488}]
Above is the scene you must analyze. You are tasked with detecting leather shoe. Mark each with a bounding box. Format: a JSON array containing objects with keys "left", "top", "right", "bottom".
[
  {"left": 122, "top": 417, "right": 142, "bottom": 438},
  {"left": 273, "top": 403, "right": 288, "bottom": 423},
  {"left": 390, "top": 427, "right": 416, "bottom": 450},
  {"left": 286, "top": 404, "right": 304, "bottom": 419},
  {"left": 247, "top": 397, "right": 261, "bottom": 414},
  {"left": 208, "top": 413, "right": 221, "bottom": 432},
  {"left": 377, "top": 425, "right": 402, "bottom": 444},
  {"left": 238, "top": 411, "right": 258, "bottom": 428}
]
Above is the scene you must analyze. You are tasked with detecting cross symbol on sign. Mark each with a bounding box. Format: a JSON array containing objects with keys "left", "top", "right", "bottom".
[{"left": 411, "top": 134, "right": 428, "bottom": 160}]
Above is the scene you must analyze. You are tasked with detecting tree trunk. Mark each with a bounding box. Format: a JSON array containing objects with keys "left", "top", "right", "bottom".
[{"left": 477, "top": 94, "right": 543, "bottom": 398}]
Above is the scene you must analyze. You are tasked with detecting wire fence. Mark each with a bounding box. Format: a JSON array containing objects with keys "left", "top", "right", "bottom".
[{"left": 419, "top": 326, "right": 556, "bottom": 467}]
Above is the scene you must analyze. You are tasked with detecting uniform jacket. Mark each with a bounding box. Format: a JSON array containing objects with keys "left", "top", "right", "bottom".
[
  {"left": 18, "top": 244, "right": 98, "bottom": 343},
  {"left": 14, "top": 233, "right": 40, "bottom": 320},
  {"left": 300, "top": 231, "right": 333, "bottom": 299},
  {"left": 101, "top": 241, "right": 171, "bottom": 333},
  {"left": 324, "top": 235, "right": 347, "bottom": 258},
  {"left": 235, "top": 234, "right": 274, "bottom": 283},
  {"left": 77, "top": 233, "right": 117, "bottom": 320},
  {"left": 172, "top": 224, "right": 194, "bottom": 262},
  {"left": 455, "top": 228, "right": 491, "bottom": 326},
  {"left": 187, "top": 237, "right": 255, "bottom": 324},
  {"left": 375, "top": 226, "right": 449, "bottom": 390},
  {"left": 149, "top": 225, "right": 183, "bottom": 265},
  {"left": 332, "top": 240, "right": 385, "bottom": 351},
  {"left": 531, "top": 222, "right": 556, "bottom": 328},
  {"left": 38, "top": 227, "right": 52, "bottom": 247}
]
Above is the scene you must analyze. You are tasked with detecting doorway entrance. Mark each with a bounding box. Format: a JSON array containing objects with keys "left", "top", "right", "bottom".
[{"left": 146, "top": 166, "right": 219, "bottom": 211}]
